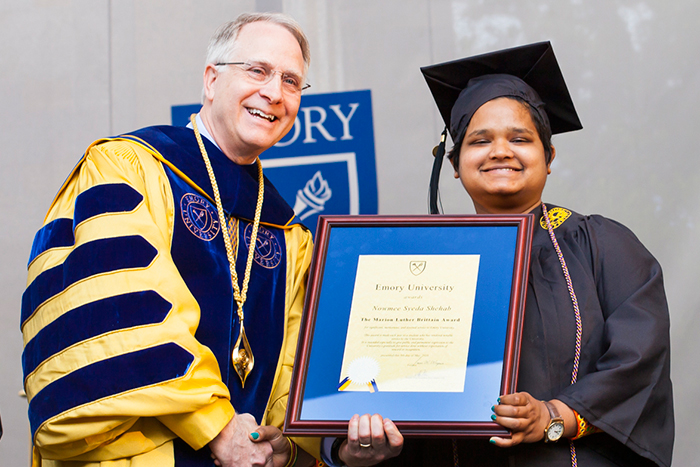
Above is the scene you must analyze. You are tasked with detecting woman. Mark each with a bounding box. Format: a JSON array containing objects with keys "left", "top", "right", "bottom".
[{"left": 374, "top": 42, "right": 673, "bottom": 467}]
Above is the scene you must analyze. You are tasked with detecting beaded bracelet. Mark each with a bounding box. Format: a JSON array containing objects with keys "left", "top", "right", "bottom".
[
  {"left": 284, "top": 438, "right": 298, "bottom": 467},
  {"left": 570, "top": 410, "right": 602, "bottom": 440}
]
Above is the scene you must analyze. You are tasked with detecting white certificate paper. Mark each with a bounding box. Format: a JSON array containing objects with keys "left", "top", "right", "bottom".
[{"left": 338, "top": 255, "right": 480, "bottom": 393}]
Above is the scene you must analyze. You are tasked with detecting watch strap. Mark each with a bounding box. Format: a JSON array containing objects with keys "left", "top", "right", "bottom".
[
  {"left": 543, "top": 401, "right": 564, "bottom": 443},
  {"left": 544, "top": 401, "right": 561, "bottom": 420}
]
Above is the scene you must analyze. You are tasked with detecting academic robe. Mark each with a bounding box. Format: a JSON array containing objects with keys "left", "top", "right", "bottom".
[
  {"left": 380, "top": 204, "right": 673, "bottom": 467},
  {"left": 21, "top": 126, "right": 319, "bottom": 466}
]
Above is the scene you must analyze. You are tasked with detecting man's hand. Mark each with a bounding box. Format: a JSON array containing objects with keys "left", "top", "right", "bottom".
[
  {"left": 338, "top": 414, "right": 403, "bottom": 466},
  {"left": 209, "top": 413, "right": 273, "bottom": 467}
]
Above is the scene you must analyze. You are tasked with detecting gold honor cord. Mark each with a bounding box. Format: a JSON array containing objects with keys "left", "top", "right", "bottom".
[{"left": 190, "top": 114, "right": 264, "bottom": 387}]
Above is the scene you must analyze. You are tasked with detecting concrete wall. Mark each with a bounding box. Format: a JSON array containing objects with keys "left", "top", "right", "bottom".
[{"left": 2, "top": 0, "right": 695, "bottom": 464}]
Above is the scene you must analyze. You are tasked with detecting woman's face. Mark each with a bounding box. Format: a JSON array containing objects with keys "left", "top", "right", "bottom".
[{"left": 454, "top": 97, "right": 554, "bottom": 214}]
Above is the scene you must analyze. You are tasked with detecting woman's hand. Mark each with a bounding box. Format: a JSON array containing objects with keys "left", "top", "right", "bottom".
[
  {"left": 489, "top": 393, "right": 576, "bottom": 447},
  {"left": 248, "top": 425, "right": 289, "bottom": 467},
  {"left": 338, "top": 413, "right": 404, "bottom": 466},
  {"left": 249, "top": 426, "right": 318, "bottom": 467}
]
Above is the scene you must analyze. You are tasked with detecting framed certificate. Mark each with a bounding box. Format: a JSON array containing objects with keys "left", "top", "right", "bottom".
[{"left": 284, "top": 215, "right": 534, "bottom": 437}]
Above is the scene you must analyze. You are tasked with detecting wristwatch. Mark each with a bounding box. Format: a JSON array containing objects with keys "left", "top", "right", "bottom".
[{"left": 543, "top": 401, "right": 565, "bottom": 443}]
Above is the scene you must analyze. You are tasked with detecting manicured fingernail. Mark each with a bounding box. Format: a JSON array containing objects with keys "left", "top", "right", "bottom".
[
  {"left": 491, "top": 405, "right": 495, "bottom": 412},
  {"left": 250, "top": 432, "right": 259, "bottom": 440},
  {"left": 491, "top": 414, "right": 497, "bottom": 421},
  {"left": 489, "top": 438, "right": 496, "bottom": 444},
  {"left": 497, "top": 397, "right": 501, "bottom": 403}
]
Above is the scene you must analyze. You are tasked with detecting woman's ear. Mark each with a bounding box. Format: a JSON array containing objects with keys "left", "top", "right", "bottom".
[
  {"left": 547, "top": 146, "right": 556, "bottom": 174},
  {"left": 451, "top": 156, "right": 460, "bottom": 178}
]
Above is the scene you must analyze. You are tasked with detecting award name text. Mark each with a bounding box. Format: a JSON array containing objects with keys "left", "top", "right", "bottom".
[{"left": 375, "top": 283, "right": 454, "bottom": 292}]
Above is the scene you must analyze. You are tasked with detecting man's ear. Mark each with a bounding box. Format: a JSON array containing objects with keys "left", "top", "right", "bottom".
[
  {"left": 547, "top": 146, "right": 556, "bottom": 174},
  {"left": 203, "top": 64, "right": 219, "bottom": 102}
]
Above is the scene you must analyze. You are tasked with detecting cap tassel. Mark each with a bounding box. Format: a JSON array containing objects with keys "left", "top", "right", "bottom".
[{"left": 429, "top": 128, "right": 448, "bottom": 214}]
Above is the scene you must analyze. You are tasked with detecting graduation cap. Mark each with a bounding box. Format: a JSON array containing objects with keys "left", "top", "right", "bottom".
[{"left": 421, "top": 41, "right": 582, "bottom": 213}]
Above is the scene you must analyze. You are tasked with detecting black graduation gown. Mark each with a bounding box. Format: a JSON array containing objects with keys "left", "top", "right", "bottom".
[{"left": 380, "top": 204, "right": 673, "bottom": 467}]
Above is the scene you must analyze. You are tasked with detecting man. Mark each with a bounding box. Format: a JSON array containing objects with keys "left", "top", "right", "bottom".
[{"left": 21, "top": 13, "right": 401, "bottom": 467}]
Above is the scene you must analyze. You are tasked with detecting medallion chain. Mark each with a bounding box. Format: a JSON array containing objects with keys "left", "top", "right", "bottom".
[{"left": 190, "top": 114, "right": 264, "bottom": 386}]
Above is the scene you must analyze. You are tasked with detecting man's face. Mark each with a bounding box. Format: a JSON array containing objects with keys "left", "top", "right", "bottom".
[{"left": 202, "top": 21, "right": 305, "bottom": 163}]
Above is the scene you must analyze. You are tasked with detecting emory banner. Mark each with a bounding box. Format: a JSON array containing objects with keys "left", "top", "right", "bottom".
[{"left": 172, "top": 90, "right": 378, "bottom": 236}]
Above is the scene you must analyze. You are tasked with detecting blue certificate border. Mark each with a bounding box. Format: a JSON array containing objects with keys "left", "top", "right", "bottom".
[{"left": 286, "top": 215, "right": 533, "bottom": 437}]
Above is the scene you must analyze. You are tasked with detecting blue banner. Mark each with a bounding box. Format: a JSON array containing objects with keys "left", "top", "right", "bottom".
[{"left": 171, "top": 90, "right": 378, "bottom": 236}]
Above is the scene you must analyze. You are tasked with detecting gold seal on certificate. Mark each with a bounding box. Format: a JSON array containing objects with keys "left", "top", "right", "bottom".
[{"left": 338, "top": 254, "right": 480, "bottom": 393}]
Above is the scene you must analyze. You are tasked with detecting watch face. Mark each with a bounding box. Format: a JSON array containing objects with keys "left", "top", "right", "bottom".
[{"left": 547, "top": 422, "right": 564, "bottom": 441}]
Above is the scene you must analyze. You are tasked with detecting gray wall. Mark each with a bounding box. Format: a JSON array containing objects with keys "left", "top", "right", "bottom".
[{"left": 1, "top": 0, "right": 695, "bottom": 465}]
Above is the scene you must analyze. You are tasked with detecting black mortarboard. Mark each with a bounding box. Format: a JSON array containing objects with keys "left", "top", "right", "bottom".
[
  {"left": 421, "top": 41, "right": 582, "bottom": 213},
  {"left": 422, "top": 41, "right": 582, "bottom": 141}
]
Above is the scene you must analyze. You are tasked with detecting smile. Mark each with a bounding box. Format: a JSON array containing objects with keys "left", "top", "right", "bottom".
[
  {"left": 247, "top": 108, "right": 277, "bottom": 122},
  {"left": 484, "top": 167, "right": 521, "bottom": 172}
]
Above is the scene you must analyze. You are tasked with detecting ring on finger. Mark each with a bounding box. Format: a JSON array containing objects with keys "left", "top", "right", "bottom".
[{"left": 359, "top": 442, "right": 371, "bottom": 448}]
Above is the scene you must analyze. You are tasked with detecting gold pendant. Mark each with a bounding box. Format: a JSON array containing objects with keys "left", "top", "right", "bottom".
[{"left": 232, "top": 322, "right": 254, "bottom": 387}]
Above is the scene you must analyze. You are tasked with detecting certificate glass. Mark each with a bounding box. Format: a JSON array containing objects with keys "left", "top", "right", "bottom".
[{"left": 285, "top": 215, "right": 534, "bottom": 437}]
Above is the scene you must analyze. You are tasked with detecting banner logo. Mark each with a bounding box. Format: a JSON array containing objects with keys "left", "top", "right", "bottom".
[{"left": 292, "top": 170, "right": 332, "bottom": 220}]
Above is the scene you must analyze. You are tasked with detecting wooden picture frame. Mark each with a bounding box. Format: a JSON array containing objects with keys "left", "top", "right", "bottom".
[{"left": 284, "top": 214, "right": 534, "bottom": 437}]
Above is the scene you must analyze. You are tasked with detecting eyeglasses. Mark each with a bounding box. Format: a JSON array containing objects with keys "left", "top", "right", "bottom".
[{"left": 216, "top": 61, "right": 310, "bottom": 94}]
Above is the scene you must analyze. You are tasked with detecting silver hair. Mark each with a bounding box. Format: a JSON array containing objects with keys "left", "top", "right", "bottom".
[{"left": 201, "top": 12, "right": 311, "bottom": 103}]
